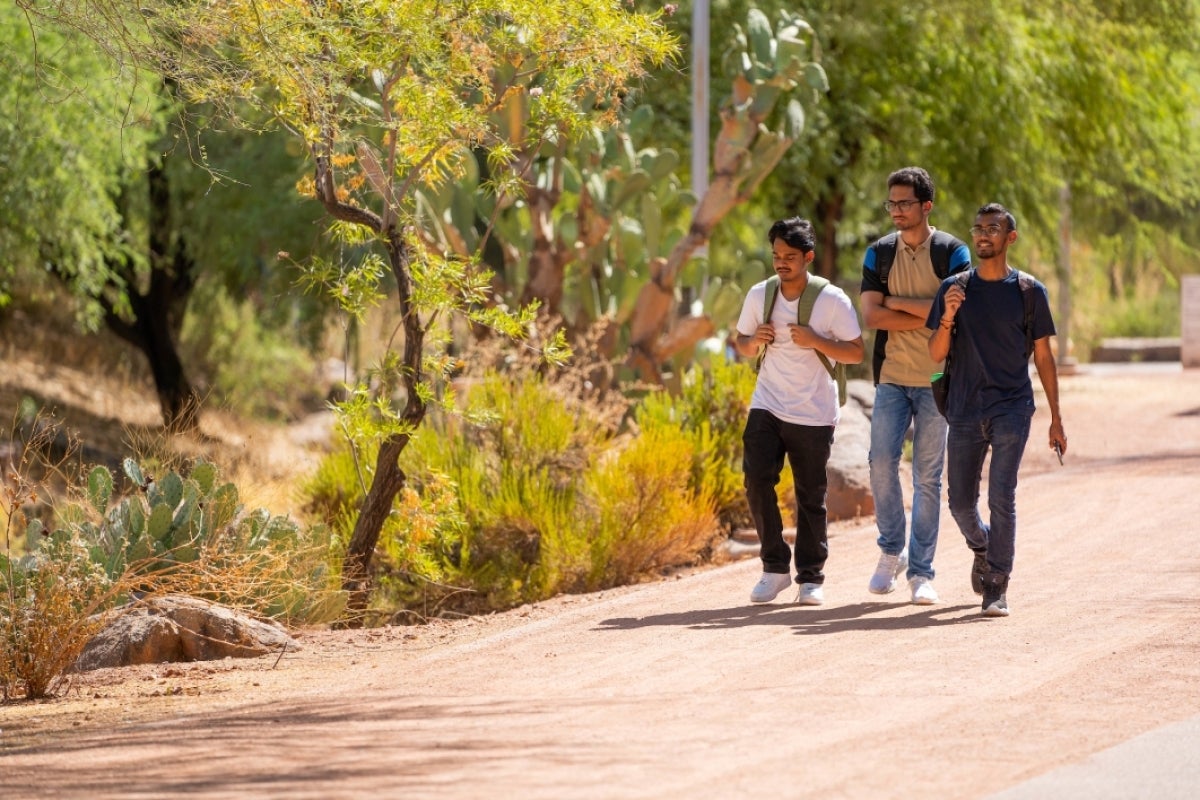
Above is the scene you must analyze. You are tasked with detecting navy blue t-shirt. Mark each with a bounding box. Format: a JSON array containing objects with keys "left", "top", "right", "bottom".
[{"left": 926, "top": 269, "right": 1055, "bottom": 421}]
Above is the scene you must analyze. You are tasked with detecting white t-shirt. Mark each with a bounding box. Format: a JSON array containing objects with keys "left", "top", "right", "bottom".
[{"left": 736, "top": 278, "right": 862, "bottom": 426}]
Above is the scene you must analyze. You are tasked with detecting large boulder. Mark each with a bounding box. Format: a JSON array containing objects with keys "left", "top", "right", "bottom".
[
  {"left": 74, "top": 595, "right": 300, "bottom": 671},
  {"left": 826, "top": 379, "right": 878, "bottom": 521}
]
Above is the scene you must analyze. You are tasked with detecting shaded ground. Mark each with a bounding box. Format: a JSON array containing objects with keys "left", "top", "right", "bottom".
[{"left": 2, "top": 364, "right": 1199, "bottom": 799}]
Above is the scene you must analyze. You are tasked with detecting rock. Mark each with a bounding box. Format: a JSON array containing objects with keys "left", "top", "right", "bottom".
[
  {"left": 74, "top": 595, "right": 300, "bottom": 672},
  {"left": 826, "top": 379, "right": 881, "bottom": 521}
]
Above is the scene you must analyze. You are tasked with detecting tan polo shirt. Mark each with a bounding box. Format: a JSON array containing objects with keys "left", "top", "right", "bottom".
[{"left": 879, "top": 231, "right": 945, "bottom": 386}]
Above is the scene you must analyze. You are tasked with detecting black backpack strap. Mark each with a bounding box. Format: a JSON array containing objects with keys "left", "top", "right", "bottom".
[
  {"left": 868, "top": 233, "right": 898, "bottom": 384},
  {"left": 928, "top": 230, "right": 968, "bottom": 280},
  {"left": 1016, "top": 271, "right": 1036, "bottom": 359},
  {"left": 873, "top": 232, "right": 900, "bottom": 291}
]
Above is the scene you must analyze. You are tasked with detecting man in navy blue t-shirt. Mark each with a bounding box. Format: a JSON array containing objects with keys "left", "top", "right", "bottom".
[{"left": 927, "top": 203, "right": 1067, "bottom": 617}]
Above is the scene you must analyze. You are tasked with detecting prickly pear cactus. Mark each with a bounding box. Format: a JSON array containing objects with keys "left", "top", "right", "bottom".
[{"left": 70, "top": 458, "right": 299, "bottom": 579}]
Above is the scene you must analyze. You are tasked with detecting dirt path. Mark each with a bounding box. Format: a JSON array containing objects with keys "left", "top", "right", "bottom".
[{"left": 3, "top": 366, "right": 1200, "bottom": 799}]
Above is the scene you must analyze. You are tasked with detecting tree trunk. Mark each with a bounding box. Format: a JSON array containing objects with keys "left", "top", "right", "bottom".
[
  {"left": 338, "top": 227, "right": 428, "bottom": 621},
  {"left": 95, "top": 158, "right": 201, "bottom": 432},
  {"left": 814, "top": 190, "right": 845, "bottom": 281},
  {"left": 112, "top": 285, "right": 202, "bottom": 433},
  {"left": 340, "top": 436, "right": 408, "bottom": 616}
]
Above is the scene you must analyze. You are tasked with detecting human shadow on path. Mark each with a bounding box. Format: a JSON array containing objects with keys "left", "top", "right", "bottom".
[{"left": 596, "top": 601, "right": 984, "bottom": 634}]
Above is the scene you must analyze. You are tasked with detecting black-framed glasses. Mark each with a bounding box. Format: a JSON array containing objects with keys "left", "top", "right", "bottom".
[
  {"left": 882, "top": 199, "right": 922, "bottom": 212},
  {"left": 969, "top": 224, "right": 1006, "bottom": 237}
]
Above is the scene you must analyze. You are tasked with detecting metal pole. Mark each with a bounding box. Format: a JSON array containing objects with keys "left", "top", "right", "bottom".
[{"left": 691, "top": 0, "right": 710, "bottom": 259}]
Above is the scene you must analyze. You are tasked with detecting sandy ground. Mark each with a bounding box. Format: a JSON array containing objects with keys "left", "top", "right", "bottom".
[{"left": 2, "top": 364, "right": 1199, "bottom": 799}]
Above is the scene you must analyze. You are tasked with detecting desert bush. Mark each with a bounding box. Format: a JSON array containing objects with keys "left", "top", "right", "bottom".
[
  {"left": 407, "top": 371, "right": 617, "bottom": 604},
  {"left": 633, "top": 359, "right": 756, "bottom": 531},
  {"left": 0, "top": 531, "right": 116, "bottom": 700},
  {"left": 583, "top": 424, "right": 719, "bottom": 589},
  {"left": 304, "top": 364, "right": 728, "bottom": 620},
  {"left": 78, "top": 458, "right": 343, "bottom": 622},
  {"left": 303, "top": 440, "right": 474, "bottom": 623},
  {"left": 0, "top": 418, "right": 118, "bottom": 700},
  {"left": 0, "top": 434, "right": 344, "bottom": 700}
]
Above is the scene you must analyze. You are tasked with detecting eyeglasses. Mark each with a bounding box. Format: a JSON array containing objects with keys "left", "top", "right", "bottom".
[
  {"left": 969, "top": 224, "right": 1006, "bottom": 237},
  {"left": 882, "top": 199, "right": 923, "bottom": 212}
]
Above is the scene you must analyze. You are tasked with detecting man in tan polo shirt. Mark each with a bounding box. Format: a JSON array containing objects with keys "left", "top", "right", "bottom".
[{"left": 859, "top": 167, "right": 970, "bottom": 604}]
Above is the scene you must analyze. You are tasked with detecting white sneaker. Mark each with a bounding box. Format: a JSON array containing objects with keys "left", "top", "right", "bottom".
[
  {"left": 909, "top": 576, "right": 939, "bottom": 605},
  {"left": 796, "top": 582, "right": 825, "bottom": 606},
  {"left": 868, "top": 548, "right": 908, "bottom": 594},
  {"left": 750, "top": 572, "right": 793, "bottom": 603}
]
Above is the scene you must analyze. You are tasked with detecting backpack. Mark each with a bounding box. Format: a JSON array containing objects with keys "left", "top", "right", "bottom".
[
  {"left": 753, "top": 274, "right": 848, "bottom": 406},
  {"left": 868, "top": 230, "right": 968, "bottom": 384}
]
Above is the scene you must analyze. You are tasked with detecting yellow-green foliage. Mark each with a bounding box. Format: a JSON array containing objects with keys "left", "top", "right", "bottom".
[
  {"left": 305, "top": 368, "right": 727, "bottom": 618},
  {"left": 635, "top": 359, "right": 757, "bottom": 529},
  {"left": 583, "top": 424, "right": 718, "bottom": 590},
  {"left": 400, "top": 372, "right": 610, "bottom": 611},
  {"left": 303, "top": 440, "right": 472, "bottom": 621}
]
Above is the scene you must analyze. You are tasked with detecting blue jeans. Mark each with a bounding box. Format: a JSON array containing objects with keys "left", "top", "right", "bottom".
[
  {"left": 869, "top": 384, "right": 947, "bottom": 580},
  {"left": 742, "top": 409, "right": 834, "bottom": 585},
  {"left": 945, "top": 413, "right": 1032, "bottom": 577}
]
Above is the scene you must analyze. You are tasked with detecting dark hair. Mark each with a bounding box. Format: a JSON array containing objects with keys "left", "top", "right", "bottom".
[
  {"left": 887, "top": 166, "right": 935, "bottom": 203},
  {"left": 767, "top": 217, "right": 816, "bottom": 253},
  {"left": 977, "top": 202, "right": 1017, "bottom": 231}
]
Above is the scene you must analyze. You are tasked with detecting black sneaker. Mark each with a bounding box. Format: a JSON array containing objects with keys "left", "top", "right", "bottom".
[
  {"left": 981, "top": 576, "right": 1010, "bottom": 617},
  {"left": 982, "top": 594, "right": 1009, "bottom": 617},
  {"left": 970, "top": 551, "right": 987, "bottom": 596}
]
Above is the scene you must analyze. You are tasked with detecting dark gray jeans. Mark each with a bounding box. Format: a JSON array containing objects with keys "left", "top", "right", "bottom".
[{"left": 946, "top": 412, "right": 1032, "bottom": 577}]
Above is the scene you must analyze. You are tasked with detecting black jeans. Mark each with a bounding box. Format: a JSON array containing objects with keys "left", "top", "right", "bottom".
[{"left": 742, "top": 408, "right": 834, "bottom": 584}]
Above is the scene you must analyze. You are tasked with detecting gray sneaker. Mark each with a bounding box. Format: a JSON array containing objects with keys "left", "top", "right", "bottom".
[
  {"left": 868, "top": 548, "right": 908, "bottom": 594},
  {"left": 981, "top": 575, "right": 1010, "bottom": 617}
]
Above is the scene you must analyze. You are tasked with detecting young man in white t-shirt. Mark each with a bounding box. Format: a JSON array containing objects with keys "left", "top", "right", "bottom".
[{"left": 734, "top": 217, "right": 864, "bottom": 605}]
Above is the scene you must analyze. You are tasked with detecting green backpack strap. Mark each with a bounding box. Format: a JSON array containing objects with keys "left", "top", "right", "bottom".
[
  {"left": 797, "top": 276, "right": 847, "bottom": 406},
  {"left": 795, "top": 274, "right": 829, "bottom": 325},
  {"left": 753, "top": 275, "right": 781, "bottom": 373}
]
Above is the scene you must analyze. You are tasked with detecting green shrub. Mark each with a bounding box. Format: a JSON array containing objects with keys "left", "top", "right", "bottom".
[
  {"left": 634, "top": 359, "right": 756, "bottom": 530},
  {"left": 303, "top": 367, "right": 730, "bottom": 620},
  {"left": 583, "top": 424, "right": 718, "bottom": 589},
  {"left": 400, "top": 372, "right": 608, "bottom": 612},
  {"left": 303, "top": 440, "right": 473, "bottom": 622}
]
